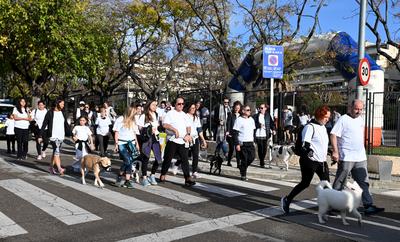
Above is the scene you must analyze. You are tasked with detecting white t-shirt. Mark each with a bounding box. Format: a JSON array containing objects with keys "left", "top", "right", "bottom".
[
  {"left": 113, "top": 116, "right": 138, "bottom": 145},
  {"left": 330, "top": 114, "right": 367, "bottom": 162},
  {"left": 255, "top": 114, "right": 267, "bottom": 137},
  {"left": 137, "top": 113, "right": 160, "bottom": 135},
  {"left": 233, "top": 116, "right": 256, "bottom": 143},
  {"left": 302, "top": 123, "right": 329, "bottom": 162},
  {"left": 163, "top": 109, "right": 191, "bottom": 144},
  {"left": 5, "top": 119, "right": 15, "bottom": 135},
  {"left": 51, "top": 111, "right": 65, "bottom": 140},
  {"left": 12, "top": 107, "right": 30, "bottom": 129},
  {"left": 299, "top": 115, "right": 309, "bottom": 126},
  {"left": 187, "top": 114, "right": 201, "bottom": 139},
  {"left": 72, "top": 125, "right": 92, "bottom": 141},
  {"left": 32, "top": 109, "right": 48, "bottom": 129},
  {"left": 95, "top": 116, "right": 112, "bottom": 136}
]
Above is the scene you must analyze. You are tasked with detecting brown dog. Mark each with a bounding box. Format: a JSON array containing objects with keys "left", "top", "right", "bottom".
[{"left": 81, "top": 154, "right": 112, "bottom": 188}]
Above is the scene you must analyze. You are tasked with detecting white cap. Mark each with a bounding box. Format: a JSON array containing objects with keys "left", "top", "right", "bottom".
[{"left": 79, "top": 101, "right": 85, "bottom": 105}]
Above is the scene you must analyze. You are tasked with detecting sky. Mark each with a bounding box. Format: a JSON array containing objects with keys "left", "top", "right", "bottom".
[{"left": 231, "top": 0, "right": 398, "bottom": 44}]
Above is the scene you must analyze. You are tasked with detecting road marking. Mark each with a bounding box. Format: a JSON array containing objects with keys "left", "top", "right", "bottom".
[
  {"left": 380, "top": 190, "right": 400, "bottom": 197},
  {"left": 194, "top": 173, "right": 279, "bottom": 193},
  {"left": 253, "top": 178, "right": 297, "bottom": 187},
  {"left": 46, "top": 176, "right": 160, "bottom": 213},
  {"left": 118, "top": 199, "right": 317, "bottom": 242},
  {"left": 0, "top": 211, "right": 28, "bottom": 239},
  {"left": 0, "top": 158, "right": 36, "bottom": 173},
  {"left": 311, "top": 223, "right": 369, "bottom": 237},
  {"left": 101, "top": 176, "right": 208, "bottom": 204},
  {"left": 0, "top": 179, "right": 101, "bottom": 225},
  {"left": 163, "top": 175, "right": 247, "bottom": 197}
]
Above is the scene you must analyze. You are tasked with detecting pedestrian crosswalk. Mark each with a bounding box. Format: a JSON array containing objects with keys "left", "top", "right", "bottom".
[
  {"left": 0, "top": 211, "right": 27, "bottom": 238},
  {"left": 1, "top": 160, "right": 400, "bottom": 241},
  {"left": 0, "top": 179, "right": 102, "bottom": 225}
]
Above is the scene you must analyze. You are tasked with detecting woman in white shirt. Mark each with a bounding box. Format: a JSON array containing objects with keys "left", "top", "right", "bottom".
[
  {"left": 95, "top": 107, "right": 112, "bottom": 157},
  {"left": 174, "top": 103, "right": 207, "bottom": 178},
  {"left": 137, "top": 100, "right": 162, "bottom": 186},
  {"left": 32, "top": 100, "right": 48, "bottom": 160},
  {"left": 113, "top": 106, "right": 140, "bottom": 189},
  {"left": 233, "top": 105, "right": 256, "bottom": 181},
  {"left": 281, "top": 105, "right": 331, "bottom": 215},
  {"left": 40, "top": 98, "right": 71, "bottom": 175},
  {"left": 13, "top": 98, "right": 32, "bottom": 160}
]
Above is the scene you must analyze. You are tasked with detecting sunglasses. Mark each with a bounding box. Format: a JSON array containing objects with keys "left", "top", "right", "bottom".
[
  {"left": 245, "top": 109, "right": 251, "bottom": 111},
  {"left": 176, "top": 103, "right": 184, "bottom": 106},
  {"left": 224, "top": 102, "right": 229, "bottom": 104},
  {"left": 259, "top": 107, "right": 265, "bottom": 109}
]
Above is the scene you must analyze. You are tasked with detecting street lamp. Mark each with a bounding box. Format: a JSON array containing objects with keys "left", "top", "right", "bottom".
[{"left": 127, "top": 76, "right": 133, "bottom": 107}]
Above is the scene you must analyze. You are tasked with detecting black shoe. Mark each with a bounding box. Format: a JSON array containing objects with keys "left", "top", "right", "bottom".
[
  {"left": 184, "top": 179, "right": 196, "bottom": 187},
  {"left": 227, "top": 162, "right": 232, "bottom": 167},
  {"left": 260, "top": 164, "right": 265, "bottom": 168},
  {"left": 281, "top": 196, "right": 290, "bottom": 214},
  {"left": 363, "top": 205, "right": 384, "bottom": 215},
  {"left": 240, "top": 176, "right": 248, "bottom": 181}
]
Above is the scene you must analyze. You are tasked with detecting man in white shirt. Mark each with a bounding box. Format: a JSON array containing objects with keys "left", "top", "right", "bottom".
[
  {"left": 331, "top": 99, "right": 384, "bottom": 215},
  {"left": 159, "top": 97, "right": 195, "bottom": 186}
]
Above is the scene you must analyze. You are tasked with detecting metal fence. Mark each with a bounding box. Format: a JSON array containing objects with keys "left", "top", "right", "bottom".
[{"left": 366, "top": 91, "right": 400, "bottom": 156}]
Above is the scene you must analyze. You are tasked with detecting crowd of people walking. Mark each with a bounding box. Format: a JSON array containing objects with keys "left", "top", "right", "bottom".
[{"left": 2, "top": 96, "right": 385, "bottom": 215}]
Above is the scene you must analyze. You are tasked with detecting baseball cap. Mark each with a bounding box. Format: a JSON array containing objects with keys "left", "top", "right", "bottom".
[{"left": 79, "top": 101, "right": 85, "bottom": 105}]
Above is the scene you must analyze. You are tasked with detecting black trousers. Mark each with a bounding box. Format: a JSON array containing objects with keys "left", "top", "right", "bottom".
[
  {"left": 35, "top": 131, "right": 49, "bottom": 155},
  {"left": 97, "top": 134, "right": 109, "bottom": 157},
  {"left": 175, "top": 139, "right": 200, "bottom": 173},
  {"left": 287, "top": 156, "right": 330, "bottom": 203},
  {"left": 6, "top": 134, "right": 16, "bottom": 153},
  {"left": 238, "top": 142, "right": 256, "bottom": 177},
  {"left": 14, "top": 127, "right": 29, "bottom": 159},
  {"left": 161, "top": 141, "right": 190, "bottom": 179},
  {"left": 255, "top": 138, "right": 268, "bottom": 166}
]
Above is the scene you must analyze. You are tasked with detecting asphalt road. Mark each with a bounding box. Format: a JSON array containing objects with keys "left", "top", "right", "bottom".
[{"left": 0, "top": 140, "right": 399, "bottom": 242}]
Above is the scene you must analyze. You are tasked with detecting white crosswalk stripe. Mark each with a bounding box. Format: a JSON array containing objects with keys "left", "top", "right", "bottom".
[
  {"left": 0, "top": 179, "right": 101, "bottom": 225},
  {"left": 196, "top": 173, "right": 279, "bottom": 193},
  {"left": 45, "top": 175, "right": 160, "bottom": 212},
  {"left": 118, "top": 199, "right": 317, "bottom": 242},
  {"left": 0, "top": 211, "right": 28, "bottom": 239},
  {"left": 160, "top": 175, "right": 247, "bottom": 197},
  {"left": 101, "top": 176, "right": 208, "bottom": 204}
]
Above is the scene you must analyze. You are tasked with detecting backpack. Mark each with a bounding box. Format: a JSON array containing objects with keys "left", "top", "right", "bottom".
[{"left": 293, "top": 123, "right": 314, "bottom": 156}]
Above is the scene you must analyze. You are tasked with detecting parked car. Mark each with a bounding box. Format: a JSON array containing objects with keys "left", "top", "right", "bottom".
[{"left": 0, "top": 103, "right": 15, "bottom": 138}]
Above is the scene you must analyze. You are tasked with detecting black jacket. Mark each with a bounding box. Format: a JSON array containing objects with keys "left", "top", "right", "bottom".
[
  {"left": 40, "top": 110, "right": 71, "bottom": 138},
  {"left": 253, "top": 112, "right": 275, "bottom": 138}
]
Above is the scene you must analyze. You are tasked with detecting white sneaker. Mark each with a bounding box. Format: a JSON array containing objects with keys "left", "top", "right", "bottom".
[
  {"left": 171, "top": 165, "right": 178, "bottom": 175},
  {"left": 41, "top": 151, "right": 46, "bottom": 158},
  {"left": 37, "top": 155, "right": 42, "bottom": 160},
  {"left": 192, "top": 172, "right": 201, "bottom": 179}
]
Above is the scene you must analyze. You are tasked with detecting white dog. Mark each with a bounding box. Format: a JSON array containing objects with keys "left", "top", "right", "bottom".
[
  {"left": 270, "top": 145, "right": 295, "bottom": 171},
  {"left": 316, "top": 180, "right": 362, "bottom": 226}
]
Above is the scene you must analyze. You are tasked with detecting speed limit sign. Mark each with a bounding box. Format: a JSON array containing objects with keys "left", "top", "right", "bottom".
[{"left": 358, "top": 58, "right": 370, "bottom": 86}]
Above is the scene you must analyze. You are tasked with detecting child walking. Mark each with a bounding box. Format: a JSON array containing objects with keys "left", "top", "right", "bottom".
[
  {"left": 71, "top": 116, "right": 94, "bottom": 172},
  {"left": 5, "top": 113, "right": 16, "bottom": 154}
]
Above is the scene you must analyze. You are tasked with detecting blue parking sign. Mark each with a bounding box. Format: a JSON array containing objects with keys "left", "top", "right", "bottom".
[{"left": 263, "top": 45, "right": 284, "bottom": 79}]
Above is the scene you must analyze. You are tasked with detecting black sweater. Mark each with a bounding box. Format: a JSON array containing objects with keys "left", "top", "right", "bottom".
[{"left": 40, "top": 110, "right": 71, "bottom": 138}]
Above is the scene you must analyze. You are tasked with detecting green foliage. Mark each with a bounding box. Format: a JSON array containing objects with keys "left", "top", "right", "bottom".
[{"left": 0, "top": 0, "right": 113, "bottom": 98}]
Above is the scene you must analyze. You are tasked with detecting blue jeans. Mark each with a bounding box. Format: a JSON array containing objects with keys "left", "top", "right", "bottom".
[
  {"left": 333, "top": 160, "right": 373, "bottom": 207},
  {"left": 118, "top": 143, "right": 136, "bottom": 173}
]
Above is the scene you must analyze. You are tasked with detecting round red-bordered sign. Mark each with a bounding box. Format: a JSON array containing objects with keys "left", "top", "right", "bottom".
[{"left": 358, "top": 58, "right": 370, "bottom": 86}]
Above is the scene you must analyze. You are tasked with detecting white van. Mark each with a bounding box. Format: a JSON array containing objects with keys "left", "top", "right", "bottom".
[{"left": 0, "top": 103, "right": 15, "bottom": 137}]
